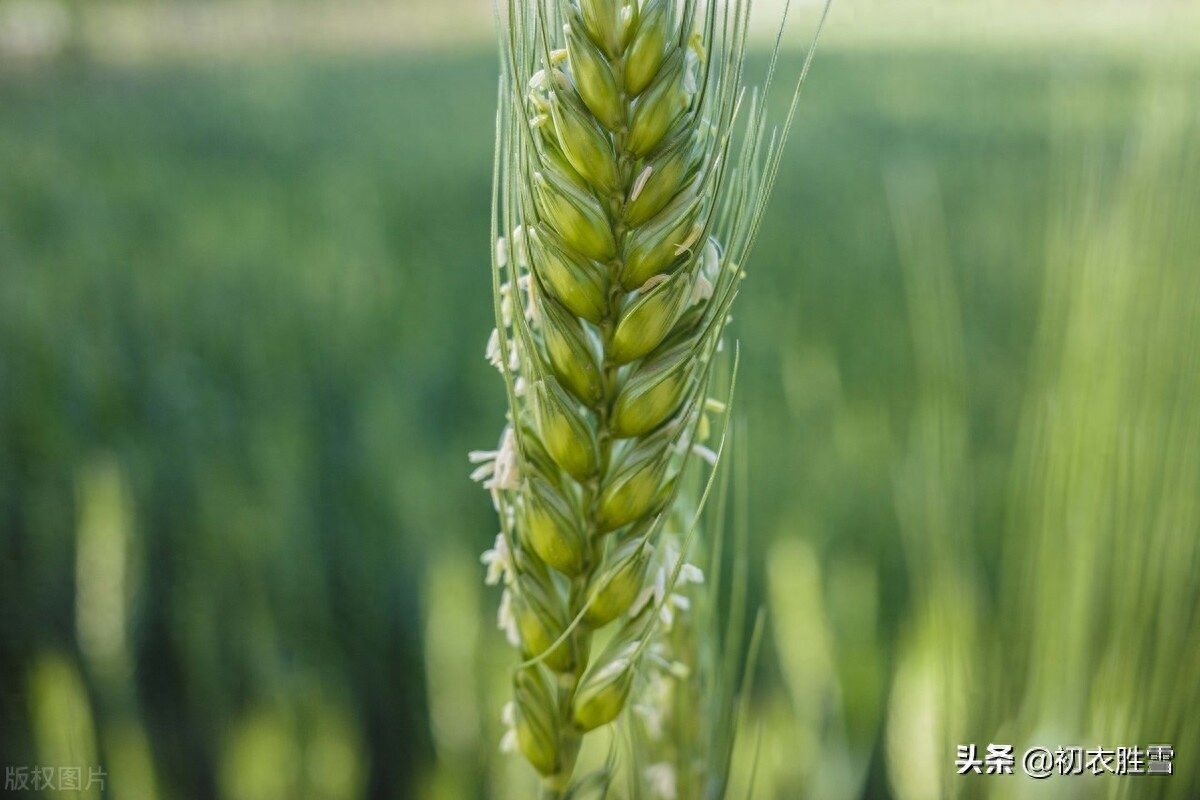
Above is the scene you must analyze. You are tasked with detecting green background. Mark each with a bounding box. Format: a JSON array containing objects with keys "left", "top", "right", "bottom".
[{"left": 2, "top": 12, "right": 1199, "bottom": 798}]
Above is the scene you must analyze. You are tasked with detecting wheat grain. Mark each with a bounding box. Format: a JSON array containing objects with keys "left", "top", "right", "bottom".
[{"left": 471, "top": 0, "right": 829, "bottom": 795}]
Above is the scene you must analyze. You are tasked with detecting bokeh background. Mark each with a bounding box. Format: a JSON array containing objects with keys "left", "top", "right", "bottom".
[{"left": 2, "top": 0, "right": 1199, "bottom": 798}]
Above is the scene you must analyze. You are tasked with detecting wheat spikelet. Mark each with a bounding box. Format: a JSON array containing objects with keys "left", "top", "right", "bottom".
[{"left": 471, "top": 0, "right": 828, "bottom": 795}]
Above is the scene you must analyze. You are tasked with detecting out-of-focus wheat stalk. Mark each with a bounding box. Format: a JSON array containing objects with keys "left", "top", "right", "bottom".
[
  {"left": 468, "top": 0, "right": 827, "bottom": 795},
  {"left": 883, "top": 89, "right": 1200, "bottom": 800}
]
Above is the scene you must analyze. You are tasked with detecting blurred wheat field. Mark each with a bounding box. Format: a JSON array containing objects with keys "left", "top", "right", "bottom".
[{"left": 1, "top": 31, "right": 1199, "bottom": 800}]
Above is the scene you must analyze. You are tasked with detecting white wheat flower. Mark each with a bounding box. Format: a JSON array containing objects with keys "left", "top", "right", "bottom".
[
  {"left": 499, "top": 701, "right": 520, "bottom": 753},
  {"left": 480, "top": 532, "right": 513, "bottom": 586},
  {"left": 468, "top": 427, "right": 520, "bottom": 509},
  {"left": 497, "top": 588, "right": 520, "bottom": 647}
]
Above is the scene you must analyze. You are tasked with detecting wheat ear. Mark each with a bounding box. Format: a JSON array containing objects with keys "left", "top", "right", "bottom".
[{"left": 471, "top": 0, "right": 828, "bottom": 795}]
